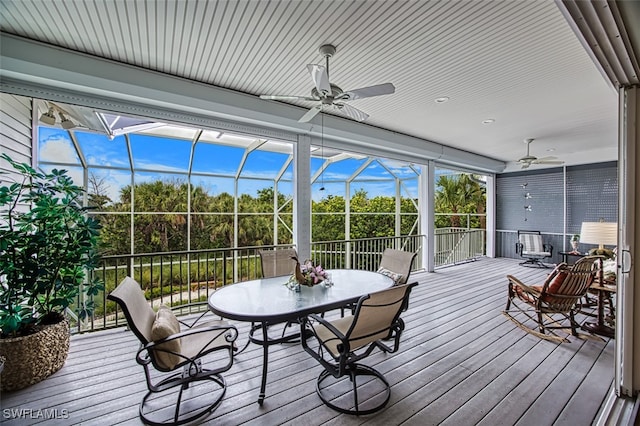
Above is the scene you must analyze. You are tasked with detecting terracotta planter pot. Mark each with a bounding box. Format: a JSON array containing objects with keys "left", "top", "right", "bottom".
[{"left": 0, "top": 319, "right": 70, "bottom": 392}]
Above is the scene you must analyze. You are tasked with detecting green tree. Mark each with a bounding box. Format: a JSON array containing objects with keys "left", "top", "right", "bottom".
[
  {"left": 313, "top": 194, "right": 346, "bottom": 241},
  {"left": 434, "top": 174, "right": 486, "bottom": 229}
]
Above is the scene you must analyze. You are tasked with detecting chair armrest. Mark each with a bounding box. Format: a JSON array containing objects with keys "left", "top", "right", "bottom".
[
  {"left": 137, "top": 323, "right": 238, "bottom": 374},
  {"left": 306, "top": 313, "right": 348, "bottom": 343},
  {"left": 137, "top": 323, "right": 238, "bottom": 367},
  {"left": 146, "top": 323, "right": 238, "bottom": 348},
  {"left": 515, "top": 242, "right": 523, "bottom": 255},
  {"left": 168, "top": 302, "right": 213, "bottom": 328},
  {"left": 507, "top": 275, "right": 541, "bottom": 296}
]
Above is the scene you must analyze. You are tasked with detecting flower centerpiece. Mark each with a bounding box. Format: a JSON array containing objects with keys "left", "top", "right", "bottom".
[{"left": 287, "top": 256, "right": 330, "bottom": 290}]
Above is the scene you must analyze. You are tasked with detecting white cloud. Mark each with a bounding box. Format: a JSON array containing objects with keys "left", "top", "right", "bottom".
[{"left": 40, "top": 137, "right": 78, "bottom": 163}]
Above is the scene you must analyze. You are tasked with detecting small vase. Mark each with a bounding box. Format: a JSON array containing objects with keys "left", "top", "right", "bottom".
[
  {"left": 323, "top": 273, "right": 333, "bottom": 287},
  {"left": 571, "top": 240, "right": 579, "bottom": 252},
  {"left": 286, "top": 279, "right": 301, "bottom": 292}
]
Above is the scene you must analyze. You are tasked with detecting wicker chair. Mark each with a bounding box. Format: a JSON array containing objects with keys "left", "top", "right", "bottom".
[
  {"left": 301, "top": 283, "right": 417, "bottom": 415},
  {"left": 107, "top": 277, "right": 238, "bottom": 425},
  {"left": 516, "top": 230, "right": 553, "bottom": 268},
  {"left": 503, "top": 256, "right": 600, "bottom": 342}
]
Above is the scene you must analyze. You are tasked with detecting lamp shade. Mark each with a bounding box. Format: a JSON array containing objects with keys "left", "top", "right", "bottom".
[{"left": 579, "top": 222, "right": 617, "bottom": 249}]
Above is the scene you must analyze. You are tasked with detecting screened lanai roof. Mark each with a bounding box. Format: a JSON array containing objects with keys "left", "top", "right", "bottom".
[{"left": 36, "top": 100, "right": 423, "bottom": 203}]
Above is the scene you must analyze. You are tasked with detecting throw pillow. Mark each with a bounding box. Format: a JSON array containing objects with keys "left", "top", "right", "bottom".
[
  {"left": 377, "top": 267, "right": 403, "bottom": 285},
  {"left": 151, "top": 305, "right": 182, "bottom": 369},
  {"left": 547, "top": 270, "right": 569, "bottom": 294},
  {"left": 540, "top": 265, "right": 569, "bottom": 304}
]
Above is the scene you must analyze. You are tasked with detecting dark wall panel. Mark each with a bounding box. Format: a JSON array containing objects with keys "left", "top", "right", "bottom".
[
  {"left": 566, "top": 163, "right": 618, "bottom": 235},
  {"left": 497, "top": 168, "right": 564, "bottom": 233},
  {"left": 496, "top": 162, "right": 618, "bottom": 260}
]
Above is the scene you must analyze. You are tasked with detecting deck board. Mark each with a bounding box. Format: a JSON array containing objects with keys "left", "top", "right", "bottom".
[{"left": 0, "top": 258, "right": 614, "bottom": 425}]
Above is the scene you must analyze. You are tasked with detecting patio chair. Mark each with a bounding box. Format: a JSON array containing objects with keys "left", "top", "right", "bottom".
[
  {"left": 343, "top": 248, "right": 417, "bottom": 316},
  {"left": 377, "top": 248, "right": 417, "bottom": 285},
  {"left": 258, "top": 247, "right": 300, "bottom": 339},
  {"left": 107, "top": 277, "right": 238, "bottom": 426},
  {"left": 503, "top": 256, "right": 600, "bottom": 342},
  {"left": 300, "top": 282, "right": 417, "bottom": 415},
  {"left": 516, "top": 230, "right": 553, "bottom": 268},
  {"left": 259, "top": 248, "right": 298, "bottom": 278}
]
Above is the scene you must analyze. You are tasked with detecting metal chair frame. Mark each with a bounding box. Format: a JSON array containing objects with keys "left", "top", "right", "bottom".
[
  {"left": 301, "top": 283, "right": 417, "bottom": 415},
  {"left": 108, "top": 277, "right": 238, "bottom": 425},
  {"left": 516, "top": 230, "right": 553, "bottom": 268}
]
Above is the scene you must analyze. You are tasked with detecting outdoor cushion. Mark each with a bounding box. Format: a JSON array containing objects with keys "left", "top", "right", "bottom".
[
  {"left": 548, "top": 270, "right": 569, "bottom": 294},
  {"left": 151, "top": 305, "right": 182, "bottom": 369},
  {"left": 377, "top": 267, "right": 403, "bottom": 285},
  {"left": 527, "top": 267, "right": 570, "bottom": 304},
  {"left": 520, "top": 233, "right": 551, "bottom": 256}
]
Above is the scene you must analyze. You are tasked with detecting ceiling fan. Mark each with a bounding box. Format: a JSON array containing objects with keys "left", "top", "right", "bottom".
[
  {"left": 259, "top": 44, "right": 395, "bottom": 123},
  {"left": 517, "top": 138, "right": 564, "bottom": 169}
]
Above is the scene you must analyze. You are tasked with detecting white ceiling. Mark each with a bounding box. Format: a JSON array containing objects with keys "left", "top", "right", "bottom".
[{"left": 0, "top": 0, "right": 620, "bottom": 172}]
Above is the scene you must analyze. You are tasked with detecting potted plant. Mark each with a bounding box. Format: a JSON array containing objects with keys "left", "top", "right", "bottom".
[{"left": 0, "top": 154, "right": 103, "bottom": 391}]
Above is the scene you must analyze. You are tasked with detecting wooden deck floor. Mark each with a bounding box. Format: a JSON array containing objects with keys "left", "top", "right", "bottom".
[{"left": 1, "top": 257, "right": 614, "bottom": 425}]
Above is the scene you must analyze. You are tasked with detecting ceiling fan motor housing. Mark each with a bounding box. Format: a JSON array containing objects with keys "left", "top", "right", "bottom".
[{"left": 311, "top": 83, "right": 344, "bottom": 103}]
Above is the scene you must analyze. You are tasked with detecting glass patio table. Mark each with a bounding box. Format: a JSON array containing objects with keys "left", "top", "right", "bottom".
[{"left": 208, "top": 269, "right": 394, "bottom": 404}]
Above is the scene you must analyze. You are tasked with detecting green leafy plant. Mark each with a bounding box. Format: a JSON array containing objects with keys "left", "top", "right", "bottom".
[{"left": 0, "top": 154, "right": 103, "bottom": 337}]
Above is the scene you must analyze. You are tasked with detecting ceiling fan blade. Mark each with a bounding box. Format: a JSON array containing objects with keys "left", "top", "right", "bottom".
[
  {"left": 532, "top": 156, "right": 564, "bottom": 165},
  {"left": 307, "top": 64, "right": 331, "bottom": 96},
  {"left": 299, "top": 105, "right": 322, "bottom": 123},
  {"left": 335, "top": 103, "right": 369, "bottom": 122},
  {"left": 534, "top": 160, "right": 565, "bottom": 165},
  {"left": 260, "top": 95, "right": 314, "bottom": 101},
  {"left": 339, "top": 83, "right": 395, "bottom": 101}
]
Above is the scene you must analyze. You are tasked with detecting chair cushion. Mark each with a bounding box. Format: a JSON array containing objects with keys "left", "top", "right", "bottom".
[
  {"left": 377, "top": 267, "right": 403, "bottom": 285},
  {"left": 151, "top": 305, "right": 182, "bottom": 369},
  {"left": 513, "top": 264, "right": 566, "bottom": 304},
  {"left": 520, "top": 233, "right": 543, "bottom": 252},
  {"left": 514, "top": 285, "right": 537, "bottom": 304},
  {"left": 522, "top": 250, "right": 552, "bottom": 257},
  {"left": 548, "top": 270, "right": 568, "bottom": 294},
  {"left": 527, "top": 266, "right": 569, "bottom": 304}
]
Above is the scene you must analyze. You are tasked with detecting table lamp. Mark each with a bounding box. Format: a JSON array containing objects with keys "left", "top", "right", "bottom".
[
  {"left": 579, "top": 220, "right": 617, "bottom": 339},
  {"left": 579, "top": 221, "right": 617, "bottom": 249}
]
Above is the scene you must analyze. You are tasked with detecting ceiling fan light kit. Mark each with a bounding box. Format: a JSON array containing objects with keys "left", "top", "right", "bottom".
[{"left": 260, "top": 44, "right": 395, "bottom": 123}]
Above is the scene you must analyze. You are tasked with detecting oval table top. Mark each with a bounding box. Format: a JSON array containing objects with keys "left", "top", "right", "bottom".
[{"left": 208, "top": 269, "right": 394, "bottom": 323}]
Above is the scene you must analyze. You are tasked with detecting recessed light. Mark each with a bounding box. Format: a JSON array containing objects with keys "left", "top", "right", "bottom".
[
  {"left": 434, "top": 96, "right": 449, "bottom": 103},
  {"left": 547, "top": 148, "right": 556, "bottom": 152},
  {"left": 482, "top": 118, "right": 495, "bottom": 124}
]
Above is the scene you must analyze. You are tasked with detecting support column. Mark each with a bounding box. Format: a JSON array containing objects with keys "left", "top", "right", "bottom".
[
  {"left": 485, "top": 174, "right": 496, "bottom": 258},
  {"left": 294, "top": 134, "right": 312, "bottom": 260},
  {"left": 419, "top": 161, "right": 435, "bottom": 272}
]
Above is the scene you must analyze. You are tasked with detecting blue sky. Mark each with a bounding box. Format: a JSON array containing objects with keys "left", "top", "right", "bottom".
[{"left": 38, "top": 126, "right": 425, "bottom": 203}]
